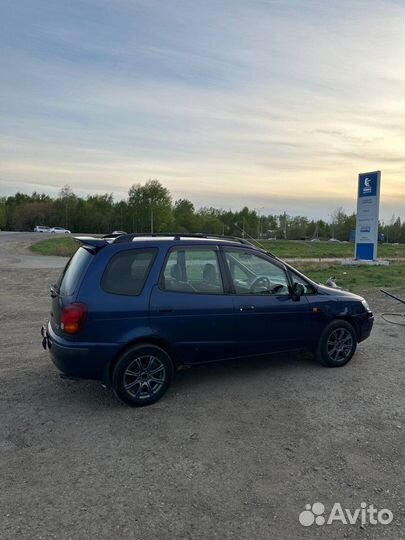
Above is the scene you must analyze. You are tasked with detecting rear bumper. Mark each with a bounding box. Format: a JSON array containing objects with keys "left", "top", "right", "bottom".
[{"left": 42, "top": 322, "right": 119, "bottom": 381}]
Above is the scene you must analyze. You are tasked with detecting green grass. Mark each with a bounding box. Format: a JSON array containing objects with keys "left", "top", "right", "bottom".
[
  {"left": 257, "top": 239, "right": 405, "bottom": 259},
  {"left": 295, "top": 261, "right": 405, "bottom": 292},
  {"left": 30, "top": 237, "right": 78, "bottom": 257}
]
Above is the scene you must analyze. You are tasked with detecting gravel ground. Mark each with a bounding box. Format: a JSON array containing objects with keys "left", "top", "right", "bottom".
[{"left": 0, "top": 233, "right": 404, "bottom": 539}]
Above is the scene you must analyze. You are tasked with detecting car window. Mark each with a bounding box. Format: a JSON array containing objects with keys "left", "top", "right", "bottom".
[
  {"left": 58, "top": 247, "right": 93, "bottom": 296},
  {"left": 224, "top": 249, "right": 289, "bottom": 295},
  {"left": 101, "top": 249, "right": 157, "bottom": 295},
  {"left": 162, "top": 248, "right": 224, "bottom": 294},
  {"left": 290, "top": 270, "right": 316, "bottom": 295}
]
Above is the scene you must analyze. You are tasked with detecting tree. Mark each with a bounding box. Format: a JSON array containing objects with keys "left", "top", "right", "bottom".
[
  {"left": 84, "top": 194, "right": 114, "bottom": 233},
  {"left": 173, "top": 199, "right": 197, "bottom": 232},
  {"left": 0, "top": 198, "right": 7, "bottom": 229},
  {"left": 10, "top": 202, "right": 53, "bottom": 231},
  {"left": 197, "top": 208, "right": 224, "bottom": 234},
  {"left": 128, "top": 180, "right": 173, "bottom": 232},
  {"left": 55, "top": 185, "right": 78, "bottom": 229},
  {"left": 234, "top": 207, "right": 259, "bottom": 238}
]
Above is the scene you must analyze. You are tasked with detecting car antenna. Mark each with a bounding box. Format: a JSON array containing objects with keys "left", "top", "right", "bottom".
[{"left": 234, "top": 225, "right": 271, "bottom": 253}]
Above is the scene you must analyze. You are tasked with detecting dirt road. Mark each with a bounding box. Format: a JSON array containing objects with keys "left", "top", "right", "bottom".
[
  {"left": 0, "top": 233, "right": 404, "bottom": 539},
  {"left": 0, "top": 231, "right": 68, "bottom": 268}
]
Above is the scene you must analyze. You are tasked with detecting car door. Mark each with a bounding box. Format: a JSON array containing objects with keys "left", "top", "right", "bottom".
[
  {"left": 221, "top": 247, "right": 313, "bottom": 356},
  {"left": 149, "top": 245, "right": 236, "bottom": 364}
]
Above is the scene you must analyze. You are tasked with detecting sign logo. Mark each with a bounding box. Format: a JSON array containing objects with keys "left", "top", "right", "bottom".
[
  {"left": 363, "top": 177, "right": 372, "bottom": 194},
  {"left": 299, "top": 502, "right": 393, "bottom": 527}
]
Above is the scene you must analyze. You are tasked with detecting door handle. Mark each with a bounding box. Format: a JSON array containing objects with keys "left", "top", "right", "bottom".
[
  {"left": 239, "top": 305, "right": 256, "bottom": 312},
  {"left": 158, "top": 307, "right": 173, "bottom": 313}
]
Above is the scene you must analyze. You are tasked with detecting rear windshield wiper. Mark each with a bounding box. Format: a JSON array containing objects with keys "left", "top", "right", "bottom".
[{"left": 50, "top": 284, "right": 59, "bottom": 298}]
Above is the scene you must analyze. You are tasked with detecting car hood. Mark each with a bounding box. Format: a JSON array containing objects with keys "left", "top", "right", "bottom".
[{"left": 316, "top": 283, "right": 364, "bottom": 301}]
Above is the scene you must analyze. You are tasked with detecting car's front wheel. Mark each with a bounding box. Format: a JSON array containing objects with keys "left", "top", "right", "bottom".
[
  {"left": 317, "top": 320, "right": 357, "bottom": 367},
  {"left": 112, "top": 344, "right": 174, "bottom": 406}
]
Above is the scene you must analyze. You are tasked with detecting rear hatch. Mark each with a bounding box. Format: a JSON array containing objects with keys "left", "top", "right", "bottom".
[{"left": 50, "top": 239, "right": 106, "bottom": 337}]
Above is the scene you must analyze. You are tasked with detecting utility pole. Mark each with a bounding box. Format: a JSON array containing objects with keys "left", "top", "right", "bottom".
[
  {"left": 150, "top": 200, "right": 154, "bottom": 233},
  {"left": 328, "top": 214, "right": 335, "bottom": 239},
  {"left": 255, "top": 207, "right": 264, "bottom": 239},
  {"left": 283, "top": 211, "right": 287, "bottom": 240}
]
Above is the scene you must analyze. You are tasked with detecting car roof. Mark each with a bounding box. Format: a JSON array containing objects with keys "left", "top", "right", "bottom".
[
  {"left": 111, "top": 233, "right": 261, "bottom": 249},
  {"left": 76, "top": 233, "right": 271, "bottom": 253}
]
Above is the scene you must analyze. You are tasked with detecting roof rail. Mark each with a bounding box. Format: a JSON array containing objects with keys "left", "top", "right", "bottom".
[{"left": 113, "top": 232, "right": 256, "bottom": 246}]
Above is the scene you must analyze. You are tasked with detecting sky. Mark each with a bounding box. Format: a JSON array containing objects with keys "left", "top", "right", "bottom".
[{"left": 1, "top": 0, "right": 404, "bottom": 221}]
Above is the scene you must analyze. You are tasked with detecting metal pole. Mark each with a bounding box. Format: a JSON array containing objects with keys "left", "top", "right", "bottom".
[
  {"left": 255, "top": 207, "right": 264, "bottom": 239},
  {"left": 328, "top": 213, "right": 335, "bottom": 239},
  {"left": 150, "top": 204, "right": 154, "bottom": 233}
]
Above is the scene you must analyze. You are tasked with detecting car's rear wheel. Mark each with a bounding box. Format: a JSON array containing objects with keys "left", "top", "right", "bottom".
[
  {"left": 112, "top": 344, "right": 174, "bottom": 406},
  {"left": 317, "top": 320, "right": 357, "bottom": 367}
]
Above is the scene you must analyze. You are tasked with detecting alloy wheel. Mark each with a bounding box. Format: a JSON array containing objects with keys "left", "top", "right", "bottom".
[
  {"left": 326, "top": 328, "right": 353, "bottom": 363},
  {"left": 123, "top": 355, "right": 166, "bottom": 400}
]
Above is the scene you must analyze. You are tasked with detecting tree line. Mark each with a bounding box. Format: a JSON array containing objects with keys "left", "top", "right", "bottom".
[{"left": 0, "top": 180, "right": 404, "bottom": 242}]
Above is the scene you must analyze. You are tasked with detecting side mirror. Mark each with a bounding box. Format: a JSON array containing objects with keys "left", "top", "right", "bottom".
[{"left": 289, "top": 282, "right": 305, "bottom": 301}]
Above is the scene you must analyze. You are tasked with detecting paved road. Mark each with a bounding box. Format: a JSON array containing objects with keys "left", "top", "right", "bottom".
[{"left": 0, "top": 232, "right": 404, "bottom": 539}]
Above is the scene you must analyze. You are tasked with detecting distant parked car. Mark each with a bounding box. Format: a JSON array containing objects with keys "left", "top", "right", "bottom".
[
  {"left": 328, "top": 238, "right": 340, "bottom": 243},
  {"left": 33, "top": 225, "right": 51, "bottom": 233},
  {"left": 310, "top": 238, "right": 321, "bottom": 242},
  {"left": 50, "top": 227, "right": 71, "bottom": 234},
  {"left": 111, "top": 230, "right": 127, "bottom": 236}
]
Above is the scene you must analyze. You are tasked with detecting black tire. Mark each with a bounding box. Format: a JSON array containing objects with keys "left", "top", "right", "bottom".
[
  {"left": 317, "top": 320, "right": 357, "bottom": 367},
  {"left": 112, "top": 344, "right": 174, "bottom": 406}
]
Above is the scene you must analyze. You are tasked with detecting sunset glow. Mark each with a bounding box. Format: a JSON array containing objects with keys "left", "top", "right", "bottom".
[{"left": 1, "top": 0, "right": 404, "bottom": 219}]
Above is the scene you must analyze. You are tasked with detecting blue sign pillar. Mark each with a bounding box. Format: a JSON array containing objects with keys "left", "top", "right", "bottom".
[{"left": 355, "top": 171, "right": 381, "bottom": 260}]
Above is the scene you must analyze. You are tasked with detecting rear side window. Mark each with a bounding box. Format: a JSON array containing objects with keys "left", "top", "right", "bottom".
[
  {"left": 101, "top": 249, "right": 157, "bottom": 295},
  {"left": 58, "top": 247, "right": 93, "bottom": 296},
  {"left": 161, "top": 248, "right": 224, "bottom": 294}
]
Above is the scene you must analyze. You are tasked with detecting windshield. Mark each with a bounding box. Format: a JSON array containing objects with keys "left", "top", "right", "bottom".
[{"left": 57, "top": 247, "right": 93, "bottom": 296}]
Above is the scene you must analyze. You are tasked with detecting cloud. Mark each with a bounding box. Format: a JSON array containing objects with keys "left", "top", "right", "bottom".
[{"left": 0, "top": 0, "right": 404, "bottom": 220}]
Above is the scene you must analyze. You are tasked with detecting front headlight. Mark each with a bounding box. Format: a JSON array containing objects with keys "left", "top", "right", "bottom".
[{"left": 361, "top": 299, "right": 371, "bottom": 312}]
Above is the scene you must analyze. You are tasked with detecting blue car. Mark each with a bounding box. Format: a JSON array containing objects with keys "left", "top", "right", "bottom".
[{"left": 42, "top": 234, "right": 374, "bottom": 407}]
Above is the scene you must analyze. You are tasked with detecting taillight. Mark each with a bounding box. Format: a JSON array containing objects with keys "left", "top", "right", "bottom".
[{"left": 61, "top": 303, "right": 87, "bottom": 334}]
